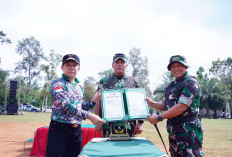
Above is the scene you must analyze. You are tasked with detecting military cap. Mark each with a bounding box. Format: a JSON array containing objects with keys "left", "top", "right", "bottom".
[
  {"left": 62, "top": 54, "right": 80, "bottom": 65},
  {"left": 167, "top": 55, "right": 188, "bottom": 70},
  {"left": 113, "top": 53, "right": 128, "bottom": 63}
]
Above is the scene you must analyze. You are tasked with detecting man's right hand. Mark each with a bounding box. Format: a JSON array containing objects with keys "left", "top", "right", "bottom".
[
  {"left": 95, "top": 124, "right": 103, "bottom": 133},
  {"left": 145, "top": 97, "right": 155, "bottom": 107},
  {"left": 87, "top": 113, "right": 106, "bottom": 126}
]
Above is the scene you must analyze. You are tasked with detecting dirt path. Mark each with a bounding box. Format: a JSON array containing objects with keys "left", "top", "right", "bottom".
[{"left": 0, "top": 122, "right": 50, "bottom": 157}]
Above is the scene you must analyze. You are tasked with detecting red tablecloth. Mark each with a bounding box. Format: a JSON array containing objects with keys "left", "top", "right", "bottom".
[{"left": 30, "top": 126, "right": 102, "bottom": 157}]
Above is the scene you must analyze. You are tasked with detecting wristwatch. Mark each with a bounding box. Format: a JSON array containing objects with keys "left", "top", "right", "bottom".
[{"left": 158, "top": 114, "right": 163, "bottom": 121}]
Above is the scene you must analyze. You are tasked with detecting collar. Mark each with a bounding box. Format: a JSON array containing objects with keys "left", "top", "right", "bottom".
[
  {"left": 113, "top": 73, "right": 128, "bottom": 79},
  {"left": 62, "top": 73, "right": 79, "bottom": 85},
  {"left": 176, "top": 71, "right": 188, "bottom": 82}
]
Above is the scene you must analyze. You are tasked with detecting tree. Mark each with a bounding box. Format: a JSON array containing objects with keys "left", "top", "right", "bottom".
[
  {"left": 0, "top": 31, "right": 11, "bottom": 44},
  {"left": 41, "top": 50, "right": 62, "bottom": 110},
  {"left": 128, "top": 47, "right": 151, "bottom": 96},
  {"left": 0, "top": 70, "right": 9, "bottom": 105},
  {"left": 15, "top": 37, "right": 45, "bottom": 93},
  {"left": 153, "top": 71, "right": 174, "bottom": 101},
  {"left": 83, "top": 76, "right": 97, "bottom": 102},
  {"left": 209, "top": 57, "right": 232, "bottom": 113},
  {"left": 98, "top": 69, "right": 113, "bottom": 78},
  {"left": 196, "top": 66, "right": 223, "bottom": 110},
  {"left": 41, "top": 50, "right": 62, "bottom": 82}
]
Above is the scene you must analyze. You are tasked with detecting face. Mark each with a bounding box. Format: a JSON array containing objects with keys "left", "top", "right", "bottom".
[
  {"left": 112, "top": 58, "right": 128, "bottom": 76},
  {"left": 61, "top": 61, "right": 80, "bottom": 81},
  {"left": 170, "top": 62, "right": 187, "bottom": 80}
]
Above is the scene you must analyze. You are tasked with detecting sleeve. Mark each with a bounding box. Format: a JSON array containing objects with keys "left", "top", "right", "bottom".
[
  {"left": 161, "top": 98, "right": 168, "bottom": 111},
  {"left": 50, "top": 80, "right": 89, "bottom": 120},
  {"left": 81, "top": 99, "right": 96, "bottom": 112},
  {"left": 178, "top": 79, "right": 200, "bottom": 107}
]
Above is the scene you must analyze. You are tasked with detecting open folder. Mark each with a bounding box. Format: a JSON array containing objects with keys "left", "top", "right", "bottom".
[{"left": 101, "top": 88, "right": 149, "bottom": 122}]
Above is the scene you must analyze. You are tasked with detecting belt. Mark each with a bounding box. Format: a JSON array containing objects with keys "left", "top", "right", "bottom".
[{"left": 51, "top": 120, "right": 79, "bottom": 128}]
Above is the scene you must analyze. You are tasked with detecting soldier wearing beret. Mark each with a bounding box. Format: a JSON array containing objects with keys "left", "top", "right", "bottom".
[
  {"left": 146, "top": 55, "right": 204, "bottom": 157},
  {"left": 46, "top": 54, "right": 105, "bottom": 157},
  {"left": 94, "top": 53, "right": 144, "bottom": 137}
]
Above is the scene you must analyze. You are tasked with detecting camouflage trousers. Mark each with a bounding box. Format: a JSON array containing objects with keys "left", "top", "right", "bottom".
[{"left": 167, "top": 121, "right": 204, "bottom": 157}]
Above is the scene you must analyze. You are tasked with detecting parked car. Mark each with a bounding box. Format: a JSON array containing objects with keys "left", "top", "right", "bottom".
[
  {"left": 42, "top": 106, "right": 52, "bottom": 112},
  {"left": 23, "top": 104, "right": 40, "bottom": 112},
  {"left": 23, "top": 103, "right": 30, "bottom": 111},
  {"left": 23, "top": 105, "right": 32, "bottom": 111},
  {"left": 30, "top": 106, "right": 40, "bottom": 112}
]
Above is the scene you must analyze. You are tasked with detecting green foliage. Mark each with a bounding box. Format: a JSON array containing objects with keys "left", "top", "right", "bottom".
[
  {"left": 41, "top": 50, "right": 62, "bottom": 82},
  {"left": 19, "top": 81, "right": 40, "bottom": 107},
  {"left": 153, "top": 71, "right": 174, "bottom": 101},
  {"left": 15, "top": 36, "right": 45, "bottom": 93},
  {"left": 83, "top": 76, "right": 97, "bottom": 102},
  {"left": 196, "top": 66, "right": 224, "bottom": 109},
  {"left": 98, "top": 69, "right": 113, "bottom": 78},
  {"left": 0, "top": 70, "right": 8, "bottom": 104},
  {"left": 209, "top": 57, "right": 232, "bottom": 111},
  {"left": 3, "top": 40, "right": 62, "bottom": 109},
  {"left": 152, "top": 62, "right": 230, "bottom": 112},
  {"left": 40, "top": 50, "right": 62, "bottom": 109},
  {"left": 0, "top": 31, "right": 11, "bottom": 44},
  {"left": 128, "top": 47, "right": 151, "bottom": 96}
]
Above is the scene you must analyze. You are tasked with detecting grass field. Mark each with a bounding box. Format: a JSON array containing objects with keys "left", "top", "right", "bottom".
[{"left": 0, "top": 112, "right": 232, "bottom": 157}]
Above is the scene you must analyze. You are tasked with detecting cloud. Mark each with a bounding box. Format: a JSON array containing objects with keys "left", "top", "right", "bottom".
[{"left": 1, "top": 0, "right": 231, "bottom": 90}]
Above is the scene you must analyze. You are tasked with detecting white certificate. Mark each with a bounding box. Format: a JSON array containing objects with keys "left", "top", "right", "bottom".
[
  {"left": 101, "top": 89, "right": 126, "bottom": 121},
  {"left": 125, "top": 88, "right": 149, "bottom": 119}
]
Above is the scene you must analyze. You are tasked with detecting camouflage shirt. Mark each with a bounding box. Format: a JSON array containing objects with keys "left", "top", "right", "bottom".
[
  {"left": 50, "top": 74, "right": 95, "bottom": 124},
  {"left": 97, "top": 73, "right": 140, "bottom": 90},
  {"left": 163, "top": 72, "right": 204, "bottom": 156},
  {"left": 97, "top": 73, "right": 141, "bottom": 136},
  {"left": 97, "top": 73, "right": 141, "bottom": 118},
  {"left": 163, "top": 72, "right": 201, "bottom": 126}
]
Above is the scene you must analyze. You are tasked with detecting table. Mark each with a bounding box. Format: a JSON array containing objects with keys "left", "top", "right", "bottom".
[
  {"left": 30, "top": 124, "right": 102, "bottom": 157},
  {"left": 80, "top": 137, "right": 167, "bottom": 157}
]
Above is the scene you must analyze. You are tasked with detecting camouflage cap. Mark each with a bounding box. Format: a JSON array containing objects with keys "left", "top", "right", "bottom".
[
  {"left": 113, "top": 53, "right": 128, "bottom": 63},
  {"left": 62, "top": 54, "right": 80, "bottom": 65},
  {"left": 167, "top": 55, "right": 188, "bottom": 70}
]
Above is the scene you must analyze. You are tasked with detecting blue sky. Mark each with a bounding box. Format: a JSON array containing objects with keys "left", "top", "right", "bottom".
[{"left": 0, "top": 0, "right": 231, "bottom": 90}]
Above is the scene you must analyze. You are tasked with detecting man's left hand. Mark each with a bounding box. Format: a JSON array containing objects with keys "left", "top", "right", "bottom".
[
  {"left": 134, "top": 123, "right": 143, "bottom": 134},
  {"left": 92, "top": 89, "right": 102, "bottom": 103},
  {"left": 146, "top": 114, "right": 159, "bottom": 125}
]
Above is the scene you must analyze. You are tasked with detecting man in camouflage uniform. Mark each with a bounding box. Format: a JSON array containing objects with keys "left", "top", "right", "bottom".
[
  {"left": 216, "top": 109, "right": 220, "bottom": 119},
  {"left": 46, "top": 54, "right": 105, "bottom": 157},
  {"left": 202, "top": 108, "right": 206, "bottom": 118},
  {"left": 208, "top": 109, "right": 213, "bottom": 119},
  {"left": 94, "top": 53, "right": 144, "bottom": 137},
  {"left": 146, "top": 55, "right": 204, "bottom": 157}
]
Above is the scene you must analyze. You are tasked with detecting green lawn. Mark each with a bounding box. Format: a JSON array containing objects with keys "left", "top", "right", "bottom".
[{"left": 1, "top": 112, "right": 231, "bottom": 157}]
